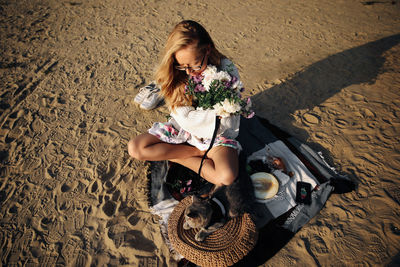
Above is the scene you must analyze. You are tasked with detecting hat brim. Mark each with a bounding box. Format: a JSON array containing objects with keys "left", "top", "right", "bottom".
[{"left": 168, "top": 196, "right": 258, "bottom": 267}]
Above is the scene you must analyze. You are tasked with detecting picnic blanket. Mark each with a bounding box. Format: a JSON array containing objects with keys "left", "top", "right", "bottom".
[{"left": 147, "top": 116, "right": 355, "bottom": 265}]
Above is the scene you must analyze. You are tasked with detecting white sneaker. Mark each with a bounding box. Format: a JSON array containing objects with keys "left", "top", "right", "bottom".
[
  {"left": 134, "top": 82, "right": 158, "bottom": 103},
  {"left": 140, "top": 87, "right": 163, "bottom": 110}
]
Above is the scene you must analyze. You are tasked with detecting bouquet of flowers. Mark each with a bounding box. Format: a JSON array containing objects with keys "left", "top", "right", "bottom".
[{"left": 185, "top": 65, "right": 255, "bottom": 118}]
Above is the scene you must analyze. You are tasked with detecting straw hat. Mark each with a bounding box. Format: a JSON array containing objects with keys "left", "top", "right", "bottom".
[
  {"left": 168, "top": 196, "right": 258, "bottom": 267},
  {"left": 250, "top": 172, "right": 280, "bottom": 201}
]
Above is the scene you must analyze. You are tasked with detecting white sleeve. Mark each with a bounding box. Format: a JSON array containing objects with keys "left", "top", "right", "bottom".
[
  {"left": 219, "top": 115, "right": 240, "bottom": 139},
  {"left": 171, "top": 106, "right": 217, "bottom": 139}
]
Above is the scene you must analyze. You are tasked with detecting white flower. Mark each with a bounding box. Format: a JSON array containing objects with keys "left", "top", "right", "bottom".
[
  {"left": 232, "top": 80, "right": 243, "bottom": 91},
  {"left": 202, "top": 65, "right": 217, "bottom": 77},
  {"left": 213, "top": 98, "right": 241, "bottom": 118},
  {"left": 202, "top": 77, "right": 213, "bottom": 92},
  {"left": 202, "top": 65, "right": 217, "bottom": 91},
  {"left": 213, "top": 102, "right": 230, "bottom": 118},
  {"left": 222, "top": 98, "right": 241, "bottom": 114},
  {"left": 202, "top": 66, "right": 231, "bottom": 91},
  {"left": 214, "top": 70, "right": 231, "bottom": 83}
]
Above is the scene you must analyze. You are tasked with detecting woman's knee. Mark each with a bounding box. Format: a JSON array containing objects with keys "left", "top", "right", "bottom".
[
  {"left": 128, "top": 138, "right": 143, "bottom": 160},
  {"left": 219, "top": 169, "right": 237, "bottom": 186}
]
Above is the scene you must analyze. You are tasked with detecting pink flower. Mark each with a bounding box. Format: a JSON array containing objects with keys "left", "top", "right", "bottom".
[
  {"left": 194, "top": 84, "right": 205, "bottom": 92},
  {"left": 164, "top": 125, "right": 177, "bottom": 135},
  {"left": 186, "top": 179, "right": 192, "bottom": 186},
  {"left": 180, "top": 188, "right": 186, "bottom": 193},
  {"left": 193, "top": 75, "right": 203, "bottom": 83},
  {"left": 245, "top": 111, "right": 255, "bottom": 119}
]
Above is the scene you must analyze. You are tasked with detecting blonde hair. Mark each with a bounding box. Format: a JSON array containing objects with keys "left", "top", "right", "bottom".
[{"left": 155, "top": 20, "right": 224, "bottom": 110}]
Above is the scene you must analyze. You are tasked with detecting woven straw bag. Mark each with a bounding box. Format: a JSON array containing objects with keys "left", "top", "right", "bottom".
[{"left": 168, "top": 196, "right": 258, "bottom": 267}]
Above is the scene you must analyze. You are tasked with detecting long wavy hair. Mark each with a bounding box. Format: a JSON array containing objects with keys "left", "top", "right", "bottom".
[{"left": 155, "top": 20, "right": 224, "bottom": 110}]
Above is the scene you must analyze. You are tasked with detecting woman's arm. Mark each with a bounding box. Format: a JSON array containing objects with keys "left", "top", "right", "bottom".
[
  {"left": 171, "top": 106, "right": 240, "bottom": 139},
  {"left": 171, "top": 106, "right": 217, "bottom": 139}
]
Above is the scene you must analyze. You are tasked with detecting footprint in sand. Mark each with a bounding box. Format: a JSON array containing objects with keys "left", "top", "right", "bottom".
[
  {"left": 334, "top": 118, "right": 349, "bottom": 129},
  {"left": 96, "top": 161, "right": 120, "bottom": 183},
  {"left": 22, "top": 156, "right": 42, "bottom": 172},
  {"left": 107, "top": 225, "right": 128, "bottom": 249},
  {"left": 8, "top": 229, "right": 35, "bottom": 265},
  {"left": 314, "top": 131, "right": 328, "bottom": 140},
  {"left": 0, "top": 229, "right": 12, "bottom": 264},
  {"left": 40, "top": 251, "right": 59, "bottom": 267},
  {"left": 103, "top": 200, "right": 118, "bottom": 217},
  {"left": 0, "top": 180, "right": 16, "bottom": 206},
  {"left": 353, "top": 206, "right": 368, "bottom": 219},
  {"left": 333, "top": 229, "right": 364, "bottom": 261},
  {"left": 351, "top": 93, "right": 365, "bottom": 102},
  {"left": 137, "top": 256, "right": 160, "bottom": 267},
  {"left": 6, "top": 127, "right": 24, "bottom": 144},
  {"left": 111, "top": 189, "right": 121, "bottom": 202},
  {"left": 302, "top": 113, "right": 320, "bottom": 125},
  {"left": 81, "top": 227, "right": 92, "bottom": 252},
  {"left": 307, "top": 234, "right": 329, "bottom": 255},
  {"left": 381, "top": 125, "right": 398, "bottom": 139},
  {"left": 361, "top": 108, "right": 375, "bottom": 118},
  {"left": 61, "top": 236, "right": 87, "bottom": 266},
  {"left": 87, "top": 180, "right": 100, "bottom": 196},
  {"left": 384, "top": 184, "right": 400, "bottom": 205},
  {"left": 357, "top": 134, "right": 371, "bottom": 141},
  {"left": 65, "top": 206, "right": 85, "bottom": 233},
  {"left": 128, "top": 214, "right": 140, "bottom": 226},
  {"left": 75, "top": 249, "right": 90, "bottom": 267},
  {"left": 43, "top": 217, "right": 65, "bottom": 244},
  {"left": 368, "top": 236, "right": 388, "bottom": 263},
  {"left": 107, "top": 223, "right": 156, "bottom": 252},
  {"left": 125, "top": 230, "right": 157, "bottom": 252}
]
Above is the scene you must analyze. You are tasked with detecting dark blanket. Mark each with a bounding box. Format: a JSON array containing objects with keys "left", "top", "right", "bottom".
[{"left": 147, "top": 116, "right": 355, "bottom": 265}]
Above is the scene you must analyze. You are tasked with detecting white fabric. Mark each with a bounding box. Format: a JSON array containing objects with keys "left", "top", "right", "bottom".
[
  {"left": 150, "top": 199, "right": 183, "bottom": 261},
  {"left": 247, "top": 140, "right": 319, "bottom": 218},
  {"left": 170, "top": 108, "right": 240, "bottom": 139}
]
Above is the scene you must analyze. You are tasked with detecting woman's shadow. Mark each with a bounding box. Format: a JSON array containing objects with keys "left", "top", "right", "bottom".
[
  {"left": 252, "top": 34, "right": 399, "bottom": 170},
  {"left": 235, "top": 34, "right": 400, "bottom": 266}
]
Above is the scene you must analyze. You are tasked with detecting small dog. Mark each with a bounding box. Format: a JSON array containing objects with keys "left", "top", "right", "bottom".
[{"left": 183, "top": 162, "right": 255, "bottom": 242}]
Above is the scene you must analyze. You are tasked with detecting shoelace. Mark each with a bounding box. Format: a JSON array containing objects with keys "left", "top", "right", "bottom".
[{"left": 145, "top": 84, "right": 158, "bottom": 91}]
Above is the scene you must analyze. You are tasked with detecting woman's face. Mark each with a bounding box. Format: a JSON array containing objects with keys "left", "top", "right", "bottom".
[{"left": 174, "top": 43, "right": 208, "bottom": 76}]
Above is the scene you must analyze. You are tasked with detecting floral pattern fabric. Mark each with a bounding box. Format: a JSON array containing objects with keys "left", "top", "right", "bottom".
[{"left": 148, "top": 121, "right": 242, "bottom": 152}]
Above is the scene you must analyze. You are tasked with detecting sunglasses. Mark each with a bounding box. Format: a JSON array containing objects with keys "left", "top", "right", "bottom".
[{"left": 175, "top": 54, "right": 206, "bottom": 71}]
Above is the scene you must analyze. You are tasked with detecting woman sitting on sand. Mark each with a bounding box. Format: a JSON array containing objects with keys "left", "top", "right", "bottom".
[{"left": 128, "top": 20, "right": 243, "bottom": 186}]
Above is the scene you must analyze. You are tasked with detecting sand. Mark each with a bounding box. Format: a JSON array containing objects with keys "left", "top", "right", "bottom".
[{"left": 0, "top": 0, "right": 399, "bottom": 266}]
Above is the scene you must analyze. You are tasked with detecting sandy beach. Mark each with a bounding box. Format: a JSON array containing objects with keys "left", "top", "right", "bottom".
[{"left": 0, "top": 0, "right": 399, "bottom": 266}]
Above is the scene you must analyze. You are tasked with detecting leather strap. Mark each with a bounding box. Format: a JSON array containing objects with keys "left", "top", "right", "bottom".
[{"left": 197, "top": 116, "right": 221, "bottom": 182}]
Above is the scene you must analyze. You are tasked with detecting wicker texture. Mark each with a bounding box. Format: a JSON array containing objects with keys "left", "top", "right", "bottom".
[{"left": 168, "top": 197, "right": 258, "bottom": 267}]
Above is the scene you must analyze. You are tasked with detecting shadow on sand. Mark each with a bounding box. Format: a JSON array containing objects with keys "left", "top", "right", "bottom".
[
  {"left": 253, "top": 33, "right": 399, "bottom": 153},
  {"left": 233, "top": 34, "right": 400, "bottom": 266}
]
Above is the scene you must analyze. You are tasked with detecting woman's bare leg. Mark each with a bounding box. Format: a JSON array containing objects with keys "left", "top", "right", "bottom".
[
  {"left": 170, "top": 146, "right": 239, "bottom": 186},
  {"left": 128, "top": 133, "right": 204, "bottom": 161},
  {"left": 128, "top": 133, "right": 238, "bottom": 186}
]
